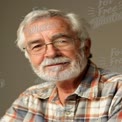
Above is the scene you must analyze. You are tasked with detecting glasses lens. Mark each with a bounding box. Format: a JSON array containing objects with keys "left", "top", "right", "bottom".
[
  {"left": 27, "top": 45, "right": 45, "bottom": 55},
  {"left": 54, "top": 38, "right": 74, "bottom": 50}
]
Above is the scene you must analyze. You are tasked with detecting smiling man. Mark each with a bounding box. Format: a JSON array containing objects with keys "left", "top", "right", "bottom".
[{"left": 1, "top": 9, "right": 122, "bottom": 122}]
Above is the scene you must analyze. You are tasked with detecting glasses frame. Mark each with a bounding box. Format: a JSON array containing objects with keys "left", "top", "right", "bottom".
[{"left": 23, "top": 38, "right": 77, "bottom": 55}]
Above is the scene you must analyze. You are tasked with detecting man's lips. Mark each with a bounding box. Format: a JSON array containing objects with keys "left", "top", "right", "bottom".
[{"left": 44, "top": 62, "right": 70, "bottom": 67}]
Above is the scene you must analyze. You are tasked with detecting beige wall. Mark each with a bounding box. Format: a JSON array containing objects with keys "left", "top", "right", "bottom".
[{"left": 0, "top": 0, "right": 122, "bottom": 117}]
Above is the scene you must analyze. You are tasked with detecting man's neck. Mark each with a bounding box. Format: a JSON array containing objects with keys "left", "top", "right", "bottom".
[
  {"left": 56, "top": 62, "right": 89, "bottom": 105},
  {"left": 56, "top": 78, "right": 80, "bottom": 94},
  {"left": 56, "top": 75, "right": 82, "bottom": 106}
]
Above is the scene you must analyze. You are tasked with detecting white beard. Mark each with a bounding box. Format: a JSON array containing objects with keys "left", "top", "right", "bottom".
[{"left": 31, "top": 51, "right": 88, "bottom": 83}]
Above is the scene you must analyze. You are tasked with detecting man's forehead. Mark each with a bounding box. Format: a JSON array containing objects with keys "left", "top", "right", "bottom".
[{"left": 24, "top": 18, "right": 70, "bottom": 35}]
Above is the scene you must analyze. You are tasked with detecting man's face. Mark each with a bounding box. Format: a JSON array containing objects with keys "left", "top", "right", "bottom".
[{"left": 24, "top": 17, "right": 89, "bottom": 82}]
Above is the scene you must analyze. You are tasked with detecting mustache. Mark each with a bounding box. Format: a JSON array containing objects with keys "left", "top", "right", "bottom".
[{"left": 41, "top": 57, "right": 71, "bottom": 66}]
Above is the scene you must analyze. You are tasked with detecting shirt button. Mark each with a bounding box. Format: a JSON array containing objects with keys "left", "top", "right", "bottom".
[{"left": 65, "top": 111, "right": 71, "bottom": 115}]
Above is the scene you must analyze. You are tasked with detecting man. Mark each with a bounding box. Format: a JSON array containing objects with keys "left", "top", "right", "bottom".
[{"left": 1, "top": 9, "right": 122, "bottom": 122}]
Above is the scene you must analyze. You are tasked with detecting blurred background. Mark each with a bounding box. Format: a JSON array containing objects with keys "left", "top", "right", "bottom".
[{"left": 0, "top": 0, "right": 122, "bottom": 117}]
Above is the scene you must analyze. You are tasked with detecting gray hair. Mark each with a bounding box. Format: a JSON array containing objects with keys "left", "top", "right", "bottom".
[{"left": 16, "top": 8, "right": 90, "bottom": 52}]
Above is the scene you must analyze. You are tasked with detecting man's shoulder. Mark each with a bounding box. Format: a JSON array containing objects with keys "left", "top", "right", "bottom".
[
  {"left": 99, "top": 68, "right": 122, "bottom": 84},
  {"left": 22, "top": 81, "right": 55, "bottom": 97},
  {"left": 89, "top": 61, "right": 122, "bottom": 83},
  {"left": 12, "top": 82, "right": 55, "bottom": 108}
]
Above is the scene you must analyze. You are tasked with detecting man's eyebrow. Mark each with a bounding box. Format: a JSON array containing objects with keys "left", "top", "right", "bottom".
[
  {"left": 51, "top": 33, "right": 72, "bottom": 40},
  {"left": 27, "top": 40, "right": 42, "bottom": 46}
]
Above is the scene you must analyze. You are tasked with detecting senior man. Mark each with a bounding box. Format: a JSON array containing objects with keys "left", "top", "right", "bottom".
[{"left": 1, "top": 9, "right": 122, "bottom": 122}]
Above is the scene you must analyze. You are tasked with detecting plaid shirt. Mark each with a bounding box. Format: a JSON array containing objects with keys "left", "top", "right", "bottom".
[{"left": 1, "top": 61, "right": 122, "bottom": 122}]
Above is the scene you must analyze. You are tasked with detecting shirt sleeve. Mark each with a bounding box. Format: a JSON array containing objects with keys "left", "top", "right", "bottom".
[{"left": 107, "top": 79, "right": 122, "bottom": 122}]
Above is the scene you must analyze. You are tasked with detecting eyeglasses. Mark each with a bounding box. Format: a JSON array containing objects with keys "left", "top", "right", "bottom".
[{"left": 23, "top": 37, "right": 75, "bottom": 55}]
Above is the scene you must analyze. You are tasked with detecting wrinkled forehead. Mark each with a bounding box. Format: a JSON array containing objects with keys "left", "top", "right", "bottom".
[{"left": 24, "top": 17, "right": 72, "bottom": 35}]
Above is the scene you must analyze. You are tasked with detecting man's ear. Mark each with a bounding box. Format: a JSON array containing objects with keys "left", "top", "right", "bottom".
[{"left": 83, "top": 39, "right": 91, "bottom": 58}]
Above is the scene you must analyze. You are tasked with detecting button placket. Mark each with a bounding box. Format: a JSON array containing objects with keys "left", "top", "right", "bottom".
[{"left": 64, "top": 100, "right": 76, "bottom": 119}]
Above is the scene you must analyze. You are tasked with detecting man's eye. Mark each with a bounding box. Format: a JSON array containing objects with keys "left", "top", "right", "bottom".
[
  {"left": 57, "top": 39, "right": 68, "bottom": 43},
  {"left": 31, "top": 44, "right": 43, "bottom": 50},
  {"left": 57, "top": 39, "right": 70, "bottom": 44}
]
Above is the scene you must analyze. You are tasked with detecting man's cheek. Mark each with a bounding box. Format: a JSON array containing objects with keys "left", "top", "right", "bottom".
[{"left": 29, "top": 58, "right": 42, "bottom": 68}]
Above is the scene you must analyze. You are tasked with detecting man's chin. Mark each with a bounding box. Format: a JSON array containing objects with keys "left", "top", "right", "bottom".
[{"left": 34, "top": 68, "right": 81, "bottom": 83}]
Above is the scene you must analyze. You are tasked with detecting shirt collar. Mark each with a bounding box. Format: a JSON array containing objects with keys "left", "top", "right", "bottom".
[
  {"left": 32, "top": 82, "right": 56, "bottom": 99},
  {"left": 33, "top": 61, "right": 100, "bottom": 100},
  {"left": 75, "top": 61, "right": 100, "bottom": 99}
]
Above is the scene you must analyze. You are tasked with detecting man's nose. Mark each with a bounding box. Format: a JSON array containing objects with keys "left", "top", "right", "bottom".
[{"left": 44, "top": 44, "right": 60, "bottom": 58}]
